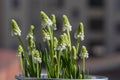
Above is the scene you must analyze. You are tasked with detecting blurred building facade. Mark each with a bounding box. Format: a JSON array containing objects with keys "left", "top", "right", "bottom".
[{"left": 0, "top": 0, "right": 120, "bottom": 56}]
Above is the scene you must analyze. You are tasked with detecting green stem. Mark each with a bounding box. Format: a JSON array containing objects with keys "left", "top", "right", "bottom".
[
  {"left": 57, "top": 51, "right": 61, "bottom": 78},
  {"left": 17, "top": 36, "right": 27, "bottom": 53},
  {"left": 48, "top": 26, "right": 54, "bottom": 59},
  {"left": 37, "top": 61, "right": 39, "bottom": 78},
  {"left": 32, "top": 54, "right": 36, "bottom": 74},
  {"left": 66, "top": 29, "right": 71, "bottom": 50},
  {"left": 82, "top": 58, "right": 85, "bottom": 79},
  {"left": 75, "top": 38, "right": 80, "bottom": 54},
  {"left": 17, "top": 35, "right": 30, "bottom": 63},
  {"left": 19, "top": 56, "right": 24, "bottom": 76},
  {"left": 17, "top": 35, "right": 30, "bottom": 76}
]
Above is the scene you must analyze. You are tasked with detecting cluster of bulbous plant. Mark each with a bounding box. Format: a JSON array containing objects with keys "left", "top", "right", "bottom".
[{"left": 11, "top": 11, "right": 88, "bottom": 79}]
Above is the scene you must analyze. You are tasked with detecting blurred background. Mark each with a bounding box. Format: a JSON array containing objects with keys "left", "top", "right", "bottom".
[{"left": 0, "top": 0, "right": 120, "bottom": 80}]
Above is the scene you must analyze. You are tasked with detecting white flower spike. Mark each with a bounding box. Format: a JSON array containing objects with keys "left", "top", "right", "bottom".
[
  {"left": 74, "top": 22, "right": 84, "bottom": 41},
  {"left": 40, "top": 11, "right": 53, "bottom": 28},
  {"left": 11, "top": 19, "right": 21, "bottom": 36},
  {"left": 62, "top": 15, "right": 72, "bottom": 31},
  {"left": 80, "top": 46, "right": 89, "bottom": 59}
]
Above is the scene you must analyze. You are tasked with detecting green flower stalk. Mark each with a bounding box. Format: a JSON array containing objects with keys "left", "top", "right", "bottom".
[
  {"left": 75, "top": 22, "right": 84, "bottom": 54},
  {"left": 40, "top": 11, "right": 55, "bottom": 59},
  {"left": 11, "top": 19, "right": 29, "bottom": 77},
  {"left": 62, "top": 15, "right": 72, "bottom": 50},
  {"left": 71, "top": 46, "right": 77, "bottom": 60},
  {"left": 32, "top": 49, "right": 42, "bottom": 78},
  {"left": 17, "top": 45, "right": 24, "bottom": 76},
  {"left": 11, "top": 19, "right": 27, "bottom": 53},
  {"left": 80, "top": 46, "right": 88, "bottom": 79},
  {"left": 26, "top": 25, "right": 36, "bottom": 49}
]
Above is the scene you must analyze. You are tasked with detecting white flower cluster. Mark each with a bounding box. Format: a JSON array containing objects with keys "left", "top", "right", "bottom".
[
  {"left": 26, "top": 34, "right": 34, "bottom": 40},
  {"left": 43, "top": 34, "right": 50, "bottom": 42},
  {"left": 33, "top": 57, "right": 42, "bottom": 63},
  {"left": 13, "top": 29, "right": 21, "bottom": 36},
  {"left": 74, "top": 32, "right": 84, "bottom": 41},
  {"left": 41, "top": 18, "right": 53, "bottom": 28},
  {"left": 56, "top": 43, "right": 66, "bottom": 51},
  {"left": 11, "top": 19, "right": 21, "bottom": 36},
  {"left": 63, "top": 24, "right": 72, "bottom": 31},
  {"left": 80, "top": 46, "right": 89, "bottom": 59},
  {"left": 80, "top": 52, "right": 89, "bottom": 59},
  {"left": 17, "top": 45, "right": 23, "bottom": 57},
  {"left": 53, "top": 24, "right": 57, "bottom": 30}
]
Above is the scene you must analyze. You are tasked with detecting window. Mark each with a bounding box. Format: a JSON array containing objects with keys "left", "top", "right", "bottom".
[
  {"left": 88, "top": 17, "right": 104, "bottom": 32},
  {"left": 88, "top": 0, "right": 104, "bottom": 8},
  {"left": 71, "top": 8, "right": 80, "bottom": 19},
  {"left": 115, "top": 23, "right": 120, "bottom": 34},
  {"left": 11, "top": 0, "right": 20, "bottom": 10},
  {"left": 115, "top": 45, "right": 120, "bottom": 53},
  {"left": 115, "top": 0, "right": 120, "bottom": 11},
  {"left": 88, "top": 40, "right": 105, "bottom": 56},
  {"left": 56, "top": 0, "right": 65, "bottom": 8}
]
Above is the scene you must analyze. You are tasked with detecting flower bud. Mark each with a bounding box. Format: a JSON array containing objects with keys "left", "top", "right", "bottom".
[
  {"left": 32, "top": 49, "right": 42, "bottom": 63},
  {"left": 51, "top": 14, "right": 57, "bottom": 30},
  {"left": 74, "top": 22, "right": 84, "bottom": 41},
  {"left": 27, "top": 25, "right": 35, "bottom": 48},
  {"left": 63, "top": 33, "right": 70, "bottom": 46},
  {"left": 17, "top": 45, "right": 23, "bottom": 57},
  {"left": 53, "top": 55, "right": 57, "bottom": 65},
  {"left": 80, "top": 46, "right": 88, "bottom": 59},
  {"left": 71, "top": 46, "right": 77, "bottom": 59},
  {"left": 26, "top": 25, "right": 35, "bottom": 39},
  {"left": 53, "top": 37, "right": 58, "bottom": 50},
  {"left": 40, "top": 11, "right": 53, "bottom": 28},
  {"left": 57, "top": 34, "right": 66, "bottom": 51},
  {"left": 42, "top": 29, "right": 50, "bottom": 42},
  {"left": 11, "top": 19, "right": 21, "bottom": 36},
  {"left": 62, "top": 15, "right": 72, "bottom": 31}
]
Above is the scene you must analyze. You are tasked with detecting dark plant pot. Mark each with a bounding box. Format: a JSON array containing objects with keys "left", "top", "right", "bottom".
[{"left": 15, "top": 74, "right": 108, "bottom": 80}]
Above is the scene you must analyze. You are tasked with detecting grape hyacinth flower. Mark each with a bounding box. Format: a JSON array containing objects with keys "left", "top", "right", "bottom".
[
  {"left": 17, "top": 45, "right": 24, "bottom": 75},
  {"left": 71, "top": 46, "right": 77, "bottom": 60},
  {"left": 51, "top": 14, "right": 57, "bottom": 30},
  {"left": 26, "top": 25, "right": 36, "bottom": 49},
  {"left": 26, "top": 25, "right": 34, "bottom": 40},
  {"left": 40, "top": 11, "right": 53, "bottom": 28},
  {"left": 74, "top": 22, "right": 84, "bottom": 41},
  {"left": 11, "top": 19, "right": 21, "bottom": 36},
  {"left": 57, "top": 33, "right": 70, "bottom": 51},
  {"left": 32, "top": 49, "right": 42, "bottom": 63},
  {"left": 80, "top": 46, "right": 89, "bottom": 59},
  {"left": 62, "top": 15, "right": 72, "bottom": 31},
  {"left": 42, "top": 29, "right": 50, "bottom": 42},
  {"left": 53, "top": 37, "right": 58, "bottom": 50},
  {"left": 80, "top": 46, "right": 88, "bottom": 79},
  {"left": 17, "top": 45, "right": 23, "bottom": 57}
]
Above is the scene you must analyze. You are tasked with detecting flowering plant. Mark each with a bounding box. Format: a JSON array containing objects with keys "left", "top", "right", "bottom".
[{"left": 11, "top": 11, "right": 88, "bottom": 79}]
